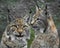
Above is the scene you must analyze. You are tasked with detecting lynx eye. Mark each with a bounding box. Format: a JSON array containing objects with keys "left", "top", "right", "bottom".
[
  {"left": 33, "top": 25, "right": 39, "bottom": 28},
  {"left": 37, "top": 18, "right": 40, "bottom": 20},
  {"left": 11, "top": 25, "right": 17, "bottom": 28},
  {"left": 23, "top": 25, "right": 27, "bottom": 27},
  {"left": 10, "top": 25, "right": 17, "bottom": 32}
]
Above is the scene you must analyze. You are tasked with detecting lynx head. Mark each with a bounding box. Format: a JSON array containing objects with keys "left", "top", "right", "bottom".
[
  {"left": 31, "top": 6, "right": 43, "bottom": 25},
  {"left": 5, "top": 18, "right": 30, "bottom": 38},
  {"left": 30, "top": 6, "right": 46, "bottom": 34}
]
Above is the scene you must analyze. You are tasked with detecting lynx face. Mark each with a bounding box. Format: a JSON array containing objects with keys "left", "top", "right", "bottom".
[
  {"left": 6, "top": 18, "right": 30, "bottom": 37},
  {"left": 0, "top": 18, "right": 30, "bottom": 48},
  {"left": 31, "top": 18, "right": 46, "bottom": 36},
  {"left": 30, "top": 6, "right": 46, "bottom": 37}
]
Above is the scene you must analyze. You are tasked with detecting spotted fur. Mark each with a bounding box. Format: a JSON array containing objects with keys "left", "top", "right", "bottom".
[{"left": 0, "top": 18, "right": 30, "bottom": 48}]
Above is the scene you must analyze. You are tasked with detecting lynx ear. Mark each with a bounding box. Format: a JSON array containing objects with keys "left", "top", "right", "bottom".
[
  {"left": 47, "top": 14, "right": 58, "bottom": 33},
  {"left": 7, "top": 15, "right": 11, "bottom": 24},
  {"left": 7, "top": 16, "right": 16, "bottom": 24},
  {"left": 36, "top": 6, "right": 39, "bottom": 13},
  {"left": 23, "top": 14, "right": 31, "bottom": 24},
  {"left": 36, "top": 6, "right": 43, "bottom": 14}
]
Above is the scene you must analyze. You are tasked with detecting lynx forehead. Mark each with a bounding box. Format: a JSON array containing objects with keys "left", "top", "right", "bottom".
[{"left": 14, "top": 18, "right": 24, "bottom": 33}]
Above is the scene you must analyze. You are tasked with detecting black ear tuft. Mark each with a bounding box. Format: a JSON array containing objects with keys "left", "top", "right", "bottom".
[
  {"left": 7, "top": 8, "right": 16, "bottom": 24},
  {"left": 7, "top": 8, "right": 11, "bottom": 24}
]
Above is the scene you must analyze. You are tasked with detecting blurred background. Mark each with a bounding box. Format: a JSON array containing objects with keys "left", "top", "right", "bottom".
[{"left": 0, "top": 0, "right": 60, "bottom": 48}]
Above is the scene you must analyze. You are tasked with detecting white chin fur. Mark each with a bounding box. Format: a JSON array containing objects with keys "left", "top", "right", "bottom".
[
  {"left": 40, "top": 28, "right": 44, "bottom": 33},
  {"left": 10, "top": 35, "right": 15, "bottom": 41}
]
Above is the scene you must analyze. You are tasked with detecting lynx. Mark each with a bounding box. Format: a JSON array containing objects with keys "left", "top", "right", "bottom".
[
  {"left": 30, "top": 15, "right": 59, "bottom": 48},
  {"left": 0, "top": 18, "right": 30, "bottom": 48},
  {"left": 30, "top": 6, "right": 47, "bottom": 37}
]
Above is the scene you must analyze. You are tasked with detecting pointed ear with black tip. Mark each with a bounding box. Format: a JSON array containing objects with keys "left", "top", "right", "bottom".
[
  {"left": 23, "top": 14, "right": 31, "bottom": 25},
  {"left": 7, "top": 15, "right": 16, "bottom": 24},
  {"left": 35, "top": 6, "right": 43, "bottom": 14},
  {"left": 7, "top": 15, "right": 11, "bottom": 24},
  {"left": 7, "top": 8, "right": 10, "bottom": 24},
  {"left": 36, "top": 6, "right": 39, "bottom": 13},
  {"left": 7, "top": 8, "right": 16, "bottom": 24},
  {"left": 35, "top": 6, "right": 43, "bottom": 19}
]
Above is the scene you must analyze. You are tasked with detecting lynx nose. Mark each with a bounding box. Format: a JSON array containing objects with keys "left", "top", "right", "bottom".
[{"left": 17, "top": 28, "right": 23, "bottom": 33}]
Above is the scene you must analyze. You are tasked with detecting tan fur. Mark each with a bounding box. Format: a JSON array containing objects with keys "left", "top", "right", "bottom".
[
  {"left": 47, "top": 16, "right": 58, "bottom": 34},
  {"left": 31, "top": 6, "right": 43, "bottom": 24},
  {"left": 15, "top": 18, "right": 24, "bottom": 33},
  {"left": 0, "top": 18, "right": 30, "bottom": 48},
  {"left": 30, "top": 15, "right": 59, "bottom": 48}
]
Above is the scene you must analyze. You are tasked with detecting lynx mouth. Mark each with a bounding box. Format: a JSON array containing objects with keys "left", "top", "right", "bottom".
[{"left": 15, "top": 32, "right": 24, "bottom": 37}]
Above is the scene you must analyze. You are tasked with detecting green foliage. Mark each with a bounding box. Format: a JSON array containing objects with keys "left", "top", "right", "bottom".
[
  {"left": 30, "top": 6, "right": 35, "bottom": 14},
  {"left": 37, "top": 1, "right": 45, "bottom": 9},
  {"left": 27, "top": 27, "right": 35, "bottom": 48}
]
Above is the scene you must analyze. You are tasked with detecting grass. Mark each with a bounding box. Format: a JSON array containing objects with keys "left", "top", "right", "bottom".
[{"left": 27, "top": 27, "right": 35, "bottom": 48}]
